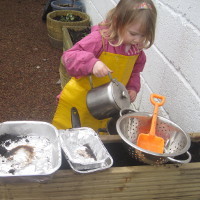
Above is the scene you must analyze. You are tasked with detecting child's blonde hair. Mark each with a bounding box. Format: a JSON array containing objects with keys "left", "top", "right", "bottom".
[{"left": 100, "top": 0, "right": 157, "bottom": 48}]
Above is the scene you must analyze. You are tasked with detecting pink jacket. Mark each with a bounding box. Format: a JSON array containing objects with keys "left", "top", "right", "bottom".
[{"left": 62, "top": 25, "right": 146, "bottom": 93}]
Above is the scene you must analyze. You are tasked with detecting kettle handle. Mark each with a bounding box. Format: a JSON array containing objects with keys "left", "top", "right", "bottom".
[{"left": 88, "top": 72, "right": 113, "bottom": 89}]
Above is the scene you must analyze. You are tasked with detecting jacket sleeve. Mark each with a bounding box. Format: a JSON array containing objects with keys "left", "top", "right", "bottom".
[
  {"left": 62, "top": 31, "right": 103, "bottom": 77},
  {"left": 126, "top": 50, "right": 146, "bottom": 93}
]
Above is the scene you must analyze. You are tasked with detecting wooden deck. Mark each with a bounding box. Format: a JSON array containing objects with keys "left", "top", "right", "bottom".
[{"left": 1, "top": 135, "right": 200, "bottom": 200}]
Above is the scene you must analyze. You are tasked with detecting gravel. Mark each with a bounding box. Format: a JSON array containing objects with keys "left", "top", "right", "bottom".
[{"left": 0, "top": 0, "right": 62, "bottom": 123}]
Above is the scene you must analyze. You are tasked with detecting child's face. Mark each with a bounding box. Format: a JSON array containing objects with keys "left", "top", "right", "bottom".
[{"left": 122, "top": 22, "right": 145, "bottom": 47}]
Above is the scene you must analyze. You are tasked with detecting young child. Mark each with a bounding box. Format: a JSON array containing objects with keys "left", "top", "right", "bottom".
[{"left": 52, "top": 0, "right": 157, "bottom": 131}]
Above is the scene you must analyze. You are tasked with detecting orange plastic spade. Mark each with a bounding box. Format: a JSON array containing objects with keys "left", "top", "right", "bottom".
[{"left": 137, "top": 94, "right": 166, "bottom": 154}]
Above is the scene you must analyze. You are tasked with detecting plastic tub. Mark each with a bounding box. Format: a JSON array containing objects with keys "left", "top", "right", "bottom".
[{"left": 51, "top": 0, "right": 84, "bottom": 12}]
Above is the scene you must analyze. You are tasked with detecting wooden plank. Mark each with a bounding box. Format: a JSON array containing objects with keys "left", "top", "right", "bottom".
[
  {"left": 1, "top": 163, "right": 200, "bottom": 200},
  {"left": 189, "top": 132, "right": 200, "bottom": 142},
  {"left": 99, "top": 135, "right": 121, "bottom": 143}
]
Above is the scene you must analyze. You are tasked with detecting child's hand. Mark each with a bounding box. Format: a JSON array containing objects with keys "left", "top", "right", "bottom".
[
  {"left": 128, "top": 90, "right": 137, "bottom": 102},
  {"left": 93, "top": 61, "right": 112, "bottom": 77}
]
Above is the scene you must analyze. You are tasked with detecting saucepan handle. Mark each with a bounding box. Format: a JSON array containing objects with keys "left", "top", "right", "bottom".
[
  {"left": 119, "top": 108, "right": 136, "bottom": 117},
  {"left": 167, "top": 151, "right": 192, "bottom": 164}
]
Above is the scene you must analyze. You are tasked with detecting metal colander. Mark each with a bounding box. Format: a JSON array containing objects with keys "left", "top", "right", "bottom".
[{"left": 116, "top": 111, "right": 191, "bottom": 165}]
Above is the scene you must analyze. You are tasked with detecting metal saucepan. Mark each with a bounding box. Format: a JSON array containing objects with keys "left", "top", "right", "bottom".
[{"left": 86, "top": 73, "right": 131, "bottom": 120}]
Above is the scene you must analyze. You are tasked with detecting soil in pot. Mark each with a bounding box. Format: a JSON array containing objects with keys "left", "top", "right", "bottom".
[
  {"left": 53, "top": 13, "right": 83, "bottom": 22},
  {"left": 68, "top": 27, "right": 91, "bottom": 44}
]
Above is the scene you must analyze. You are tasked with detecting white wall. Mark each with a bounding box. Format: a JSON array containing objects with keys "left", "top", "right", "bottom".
[
  {"left": 82, "top": 0, "right": 200, "bottom": 134},
  {"left": 82, "top": 0, "right": 118, "bottom": 25}
]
